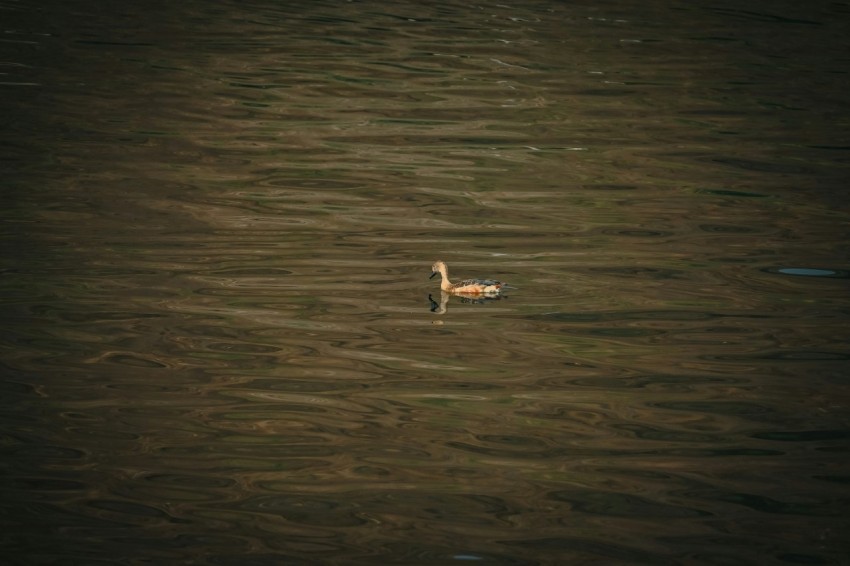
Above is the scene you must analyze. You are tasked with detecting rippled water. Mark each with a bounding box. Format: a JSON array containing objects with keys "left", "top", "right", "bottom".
[{"left": 3, "top": 0, "right": 849, "bottom": 564}]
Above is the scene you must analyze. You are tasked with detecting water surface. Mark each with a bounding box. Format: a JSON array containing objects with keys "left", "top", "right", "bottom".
[{"left": 2, "top": 0, "right": 849, "bottom": 564}]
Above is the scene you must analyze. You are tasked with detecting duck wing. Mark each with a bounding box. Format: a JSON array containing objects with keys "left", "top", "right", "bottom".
[{"left": 458, "top": 278, "right": 502, "bottom": 287}]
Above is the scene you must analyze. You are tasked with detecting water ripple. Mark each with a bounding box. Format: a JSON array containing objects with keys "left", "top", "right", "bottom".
[{"left": 2, "top": 0, "right": 849, "bottom": 564}]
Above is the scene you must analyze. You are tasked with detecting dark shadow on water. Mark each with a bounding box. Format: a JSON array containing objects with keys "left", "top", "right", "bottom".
[{"left": 428, "top": 292, "right": 508, "bottom": 314}]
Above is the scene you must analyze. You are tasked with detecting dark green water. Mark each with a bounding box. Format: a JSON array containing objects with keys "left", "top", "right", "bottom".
[{"left": 2, "top": 1, "right": 849, "bottom": 564}]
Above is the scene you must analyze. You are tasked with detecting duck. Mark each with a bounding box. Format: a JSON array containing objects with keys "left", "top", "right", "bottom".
[{"left": 429, "top": 260, "right": 505, "bottom": 294}]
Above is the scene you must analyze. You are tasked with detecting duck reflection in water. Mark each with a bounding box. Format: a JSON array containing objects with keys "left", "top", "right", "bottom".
[{"left": 428, "top": 290, "right": 507, "bottom": 314}]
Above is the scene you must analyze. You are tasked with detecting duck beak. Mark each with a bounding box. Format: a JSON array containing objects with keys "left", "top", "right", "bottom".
[{"left": 429, "top": 271, "right": 437, "bottom": 279}]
